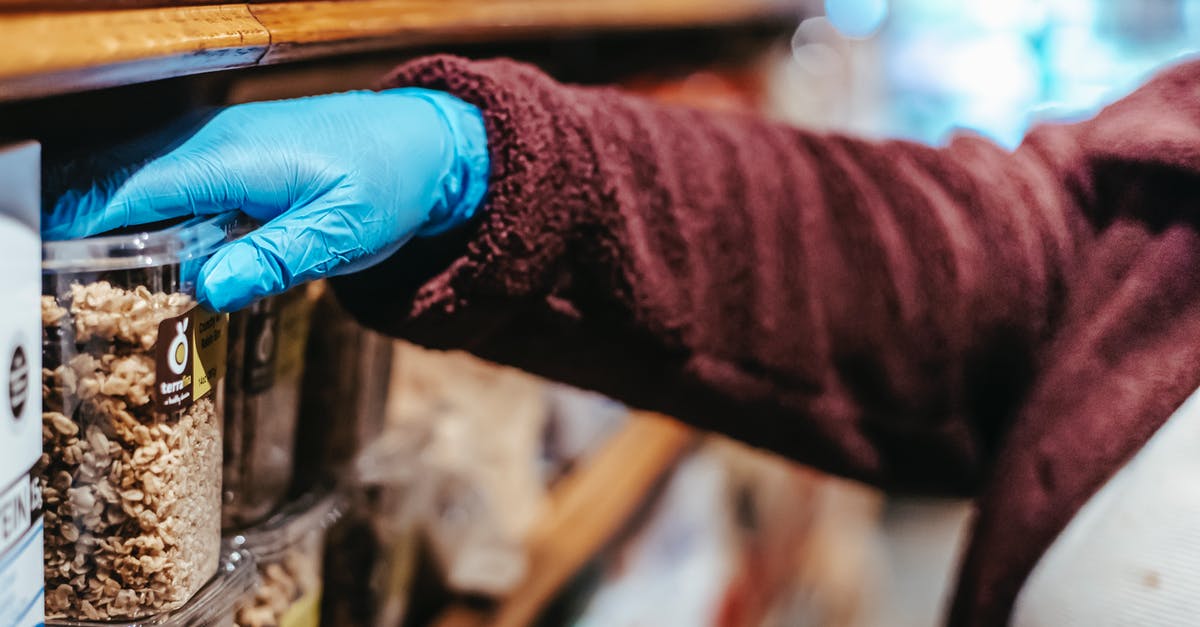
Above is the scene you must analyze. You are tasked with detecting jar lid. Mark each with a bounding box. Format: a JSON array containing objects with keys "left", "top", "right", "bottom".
[
  {"left": 46, "top": 544, "right": 258, "bottom": 627},
  {"left": 42, "top": 212, "right": 246, "bottom": 273}
]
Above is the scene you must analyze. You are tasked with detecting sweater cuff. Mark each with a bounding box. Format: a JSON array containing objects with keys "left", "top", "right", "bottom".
[{"left": 333, "top": 55, "right": 605, "bottom": 345}]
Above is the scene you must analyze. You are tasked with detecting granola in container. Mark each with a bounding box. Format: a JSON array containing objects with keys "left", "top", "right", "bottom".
[
  {"left": 232, "top": 487, "right": 344, "bottom": 627},
  {"left": 223, "top": 285, "right": 316, "bottom": 530},
  {"left": 47, "top": 546, "right": 258, "bottom": 627},
  {"left": 40, "top": 213, "right": 243, "bottom": 621}
]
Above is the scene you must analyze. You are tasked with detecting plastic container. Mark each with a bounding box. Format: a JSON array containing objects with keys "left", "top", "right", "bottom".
[
  {"left": 232, "top": 487, "right": 344, "bottom": 627},
  {"left": 223, "top": 285, "right": 315, "bottom": 529},
  {"left": 321, "top": 484, "right": 421, "bottom": 627},
  {"left": 48, "top": 546, "right": 258, "bottom": 627},
  {"left": 292, "top": 286, "right": 393, "bottom": 489},
  {"left": 0, "top": 140, "right": 46, "bottom": 627},
  {"left": 39, "top": 213, "right": 242, "bottom": 621}
]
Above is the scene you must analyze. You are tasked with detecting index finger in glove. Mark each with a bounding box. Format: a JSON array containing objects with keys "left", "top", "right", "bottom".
[
  {"left": 43, "top": 149, "right": 248, "bottom": 240},
  {"left": 196, "top": 197, "right": 407, "bottom": 312}
]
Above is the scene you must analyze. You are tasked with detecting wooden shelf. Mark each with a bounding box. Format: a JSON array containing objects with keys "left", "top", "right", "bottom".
[
  {"left": 433, "top": 410, "right": 698, "bottom": 627},
  {"left": 0, "top": 5, "right": 268, "bottom": 100},
  {"left": 0, "top": 0, "right": 803, "bottom": 100}
]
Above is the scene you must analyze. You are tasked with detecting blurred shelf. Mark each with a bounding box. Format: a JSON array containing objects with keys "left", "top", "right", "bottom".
[
  {"left": 0, "top": 0, "right": 804, "bottom": 100},
  {"left": 0, "top": 0, "right": 225, "bottom": 9},
  {"left": 433, "top": 410, "right": 698, "bottom": 627}
]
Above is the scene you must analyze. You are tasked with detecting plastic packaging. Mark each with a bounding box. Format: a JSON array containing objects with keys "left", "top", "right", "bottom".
[
  {"left": 233, "top": 487, "right": 344, "bottom": 627},
  {"left": 47, "top": 546, "right": 258, "bottom": 627},
  {"left": 380, "top": 345, "right": 549, "bottom": 596},
  {"left": 223, "top": 285, "right": 315, "bottom": 529},
  {"left": 0, "top": 140, "right": 46, "bottom": 627},
  {"left": 292, "top": 285, "right": 392, "bottom": 488},
  {"left": 40, "top": 213, "right": 241, "bottom": 620},
  {"left": 320, "top": 412, "right": 427, "bottom": 627}
]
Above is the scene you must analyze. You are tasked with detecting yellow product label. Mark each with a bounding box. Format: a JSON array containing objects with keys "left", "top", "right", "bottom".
[
  {"left": 154, "top": 307, "right": 227, "bottom": 412},
  {"left": 273, "top": 288, "right": 315, "bottom": 380},
  {"left": 279, "top": 588, "right": 321, "bottom": 627},
  {"left": 193, "top": 309, "right": 228, "bottom": 401}
]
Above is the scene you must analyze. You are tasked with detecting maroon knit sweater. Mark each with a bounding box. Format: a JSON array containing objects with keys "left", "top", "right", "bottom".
[{"left": 334, "top": 55, "right": 1200, "bottom": 625}]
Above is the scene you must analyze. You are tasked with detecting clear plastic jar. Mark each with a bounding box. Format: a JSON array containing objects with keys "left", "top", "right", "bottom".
[
  {"left": 47, "top": 546, "right": 258, "bottom": 627},
  {"left": 293, "top": 286, "right": 393, "bottom": 488},
  {"left": 223, "top": 286, "right": 316, "bottom": 529},
  {"left": 321, "top": 484, "right": 420, "bottom": 627},
  {"left": 232, "top": 488, "right": 344, "bottom": 627},
  {"left": 40, "top": 213, "right": 242, "bottom": 621}
]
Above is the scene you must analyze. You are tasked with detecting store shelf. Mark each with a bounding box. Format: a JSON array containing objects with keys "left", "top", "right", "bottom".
[
  {"left": 434, "top": 410, "right": 698, "bottom": 627},
  {"left": 0, "top": 5, "right": 268, "bottom": 100},
  {"left": 0, "top": 0, "right": 804, "bottom": 100}
]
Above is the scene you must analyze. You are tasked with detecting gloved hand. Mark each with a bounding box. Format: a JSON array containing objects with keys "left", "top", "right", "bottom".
[{"left": 44, "top": 88, "right": 490, "bottom": 312}]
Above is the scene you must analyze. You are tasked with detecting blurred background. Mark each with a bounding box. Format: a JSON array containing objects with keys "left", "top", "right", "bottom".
[
  {"left": 760, "top": 4, "right": 1200, "bottom": 622},
  {"left": 348, "top": 3, "right": 1200, "bottom": 625},
  {"left": 788, "top": 0, "right": 1200, "bottom": 146},
  {"left": 512, "top": 2, "right": 1200, "bottom": 626}
]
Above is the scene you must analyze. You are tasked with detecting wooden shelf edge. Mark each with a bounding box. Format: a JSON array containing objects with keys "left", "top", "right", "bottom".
[
  {"left": 433, "top": 411, "right": 698, "bottom": 627},
  {"left": 247, "top": 0, "right": 804, "bottom": 65},
  {"left": 0, "top": 4, "right": 269, "bottom": 100},
  {"left": 0, "top": 0, "right": 804, "bottom": 101}
]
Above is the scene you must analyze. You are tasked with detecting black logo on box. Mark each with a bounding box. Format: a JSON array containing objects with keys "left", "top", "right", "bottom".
[{"left": 8, "top": 345, "right": 27, "bottom": 420}]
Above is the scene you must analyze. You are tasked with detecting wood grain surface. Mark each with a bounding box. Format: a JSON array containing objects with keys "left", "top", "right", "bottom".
[
  {"left": 0, "top": 0, "right": 227, "bottom": 11},
  {"left": 0, "top": 0, "right": 802, "bottom": 100},
  {"left": 432, "top": 411, "right": 698, "bottom": 627},
  {"left": 0, "top": 5, "right": 268, "bottom": 99},
  {"left": 248, "top": 0, "right": 803, "bottom": 64}
]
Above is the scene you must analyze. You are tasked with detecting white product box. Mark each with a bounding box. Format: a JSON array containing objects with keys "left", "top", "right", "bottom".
[{"left": 0, "top": 140, "right": 44, "bottom": 627}]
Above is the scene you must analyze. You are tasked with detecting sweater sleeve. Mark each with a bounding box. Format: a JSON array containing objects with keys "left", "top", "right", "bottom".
[{"left": 333, "top": 54, "right": 1097, "bottom": 494}]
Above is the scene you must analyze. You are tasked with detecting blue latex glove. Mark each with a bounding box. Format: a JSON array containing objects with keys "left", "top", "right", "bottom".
[{"left": 44, "top": 88, "right": 489, "bottom": 312}]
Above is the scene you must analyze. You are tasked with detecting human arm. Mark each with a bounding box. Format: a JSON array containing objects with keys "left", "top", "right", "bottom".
[
  {"left": 332, "top": 56, "right": 1100, "bottom": 493},
  {"left": 51, "top": 56, "right": 1200, "bottom": 495}
]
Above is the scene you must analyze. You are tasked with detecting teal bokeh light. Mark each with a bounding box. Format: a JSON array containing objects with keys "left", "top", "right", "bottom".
[{"left": 825, "top": 0, "right": 889, "bottom": 38}]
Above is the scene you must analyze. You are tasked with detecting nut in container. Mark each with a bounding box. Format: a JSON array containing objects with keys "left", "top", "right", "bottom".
[
  {"left": 40, "top": 213, "right": 244, "bottom": 621},
  {"left": 47, "top": 545, "right": 258, "bottom": 627},
  {"left": 232, "top": 487, "right": 345, "bottom": 627}
]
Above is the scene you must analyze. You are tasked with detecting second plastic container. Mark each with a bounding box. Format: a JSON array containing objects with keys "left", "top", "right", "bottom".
[
  {"left": 292, "top": 285, "right": 393, "bottom": 489},
  {"left": 223, "top": 285, "right": 315, "bottom": 529},
  {"left": 232, "top": 487, "right": 344, "bottom": 627}
]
